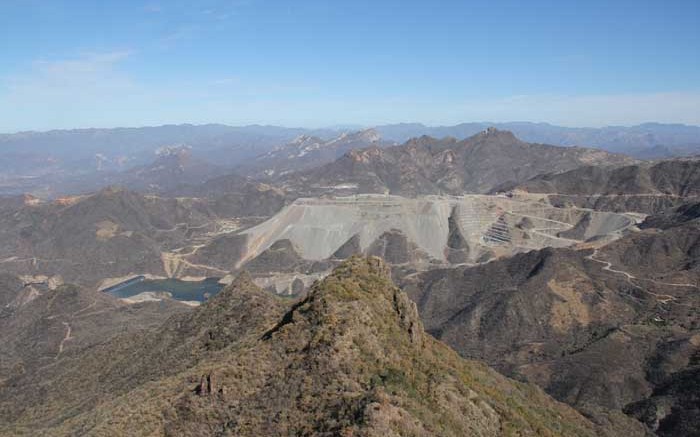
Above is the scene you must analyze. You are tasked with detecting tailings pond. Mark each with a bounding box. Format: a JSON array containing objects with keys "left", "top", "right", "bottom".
[{"left": 104, "top": 276, "right": 224, "bottom": 302}]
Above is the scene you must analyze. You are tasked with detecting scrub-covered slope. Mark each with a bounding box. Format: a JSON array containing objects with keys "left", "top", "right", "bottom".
[
  {"left": 509, "top": 158, "right": 700, "bottom": 213},
  {"left": 2, "top": 257, "right": 615, "bottom": 436}
]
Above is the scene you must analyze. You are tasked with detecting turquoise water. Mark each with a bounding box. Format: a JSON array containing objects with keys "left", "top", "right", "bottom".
[{"left": 106, "top": 277, "right": 224, "bottom": 302}]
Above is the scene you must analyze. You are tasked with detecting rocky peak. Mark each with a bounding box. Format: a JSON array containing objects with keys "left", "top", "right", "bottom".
[
  {"left": 471, "top": 127, "right": 519, "bottom": 143},
  {"left": 354, "top": 128, "right": 381, "bottom": 143},
  {"left": 347, "top": 147, "right": 383, "bottom": 163},
  {"left": 97, "top": 185, "right": 128, "bottom": 196},
  {"left": 331, "top": 255, "right": 392, "bottom": 282},
  {"left": 265, "top": 256, "right": 423, "bottom": 345},
  {"left": 325, "top": 129, "right": 381, "bottom": 146},
  {"left": 289, "top": 134, "right": 322, "bottom": 146},
  {"left": 403, "top": 135, "right": 459, "bottom": 152},
  {"left": 166, "top": 255, "right": 604, "bottom": 435},
  {"left": 405, "top": 134, "right": 442, "bottom": 147}
]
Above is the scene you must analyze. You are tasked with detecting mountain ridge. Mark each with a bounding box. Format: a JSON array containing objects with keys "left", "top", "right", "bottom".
[
  {"left": 506, "top": 158, "right": 700, "bottom": 213},
  {"left": 280, "top": 128, "right": 636, "bottom": 196},
  {"left": 0, "top": 257, "right": 621, "bottom": 436}
]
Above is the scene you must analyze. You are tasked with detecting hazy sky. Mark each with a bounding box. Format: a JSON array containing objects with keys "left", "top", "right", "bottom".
[{"left": 1, "top": 0, "right": 699, "bottom": 132}]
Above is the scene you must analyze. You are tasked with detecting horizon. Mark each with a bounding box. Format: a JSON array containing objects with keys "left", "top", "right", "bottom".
[
  {"left": 3, "top": 119, "right": 700, "bottom": 136},
  {"left": 2, "top": 0, "right": 699, "bottom": 132}
]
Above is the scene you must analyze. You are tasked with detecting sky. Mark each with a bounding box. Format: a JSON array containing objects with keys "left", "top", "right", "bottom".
[{"left": 1, "top": 0, "right": 699, "bottom": 132}]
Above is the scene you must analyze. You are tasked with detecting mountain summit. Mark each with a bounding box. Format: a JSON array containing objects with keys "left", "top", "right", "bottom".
[{"left": 474, "top": 126, "right": 520, "bottom": 142}]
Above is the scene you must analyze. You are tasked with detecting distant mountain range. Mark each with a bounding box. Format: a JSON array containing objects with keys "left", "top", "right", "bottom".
[
  {"left": 2, "top": 121, "right": 700, "bottom": 197},
  {"left": 2, "top": 121, "right": 698, "bottom": 165},
  {"left": 374, "top": 122, "right": 700, "bottom": 159}
]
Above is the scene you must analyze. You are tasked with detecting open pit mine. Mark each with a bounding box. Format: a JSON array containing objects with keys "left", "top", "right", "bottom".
[{"left": 231, "top": 193, "right": 638, "bottom": 275}]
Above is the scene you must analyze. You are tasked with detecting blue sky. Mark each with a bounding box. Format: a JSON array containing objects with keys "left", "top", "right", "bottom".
[{"left": 1, "top": 0, "right": 699, "bottom": 132}]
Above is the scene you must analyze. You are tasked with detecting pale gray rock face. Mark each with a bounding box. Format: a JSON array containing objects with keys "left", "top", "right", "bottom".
[{"left": 233, "top": 193, "right": 636, "bottom": 269}]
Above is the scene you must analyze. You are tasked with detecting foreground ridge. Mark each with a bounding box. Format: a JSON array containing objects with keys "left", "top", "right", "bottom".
[{"left": 12, "top": 256, "right": 624, "bottom": 436}]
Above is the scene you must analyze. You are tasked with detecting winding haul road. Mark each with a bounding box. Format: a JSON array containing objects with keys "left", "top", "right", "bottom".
[
  {"left": 586, "top": 248, "right": 697, "bottom": 307},
  {"left": 56, "top": 322, "right": 72, "bottom": 358}
]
